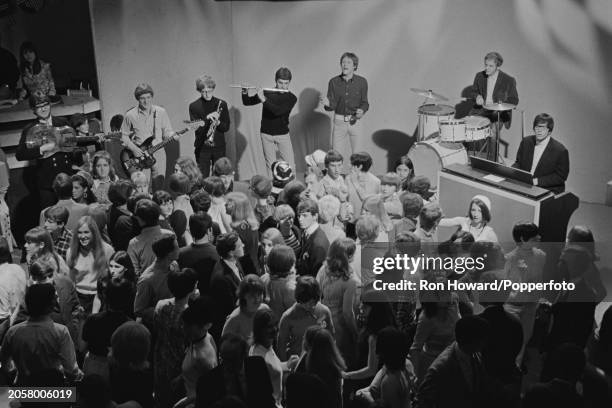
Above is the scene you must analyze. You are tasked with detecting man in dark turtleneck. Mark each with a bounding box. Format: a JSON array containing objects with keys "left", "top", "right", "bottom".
[{"left": 189, "top": 75, "right": 230, "bottom": 177}]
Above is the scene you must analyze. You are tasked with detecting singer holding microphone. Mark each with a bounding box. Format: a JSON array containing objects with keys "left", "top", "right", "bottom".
[
  {"left": 321, "top": 52, "right": 369, "bottom": 174},
  {"left": 469, "top": 51, "right": 519, "bottom": 161},
  {"left": 241, "top": 67, "right": 297, "bottom": 176},
  {"left": 189, "top": 75, "right": 230, "bottom": 177}
]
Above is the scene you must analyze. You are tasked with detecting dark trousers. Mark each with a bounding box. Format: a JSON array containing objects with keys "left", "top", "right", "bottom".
[{"left": 197, "top": 146, "right": 225, "bottom": 177}]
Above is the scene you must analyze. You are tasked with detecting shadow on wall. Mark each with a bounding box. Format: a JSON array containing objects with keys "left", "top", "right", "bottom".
[
  {"left": 289, "top": 88, "right": 331, "bottom": 174},
  {"left": 164, "top": 140, "right": 180, "bottom": 187},
  {"left": 230, "top": 107, "right": 248, "bottom": 180},
  {"left": 455, "top": 85, "right": 475, "bottom": 119},
  {"left": 371, "top": 129, "right": 414, "bottom": 173}
]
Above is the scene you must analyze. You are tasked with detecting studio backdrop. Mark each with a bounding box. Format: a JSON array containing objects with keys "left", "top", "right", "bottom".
[{"left": 90, "top": 0, "right": 612, "bottom": 204}]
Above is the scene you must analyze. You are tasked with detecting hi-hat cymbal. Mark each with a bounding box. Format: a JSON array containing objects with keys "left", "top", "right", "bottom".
[
  {"left": 410, "top": 88, "right": 448, "bottom": 101},
  {"left": 483, "top": 102, "right": 516, "bottom": 111}
]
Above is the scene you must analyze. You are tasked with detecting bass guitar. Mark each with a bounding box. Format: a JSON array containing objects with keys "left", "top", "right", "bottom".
[
  {"left": 120, "top": 120, "right": 205, "bottom": 173},
  {"left": 25, "top": 124, "right": 122, "bottom": 159}
]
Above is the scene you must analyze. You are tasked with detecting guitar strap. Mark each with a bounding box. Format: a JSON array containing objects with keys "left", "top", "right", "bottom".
[{"left": 153, "top": 109, "right": 157, "bottom": 143}]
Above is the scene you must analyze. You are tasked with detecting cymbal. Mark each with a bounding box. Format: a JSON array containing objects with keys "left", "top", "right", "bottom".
[
  {"left": 483, "top": 102, "right": 516, "bottom": 111},
  {"left": 410, "top": 88, "right": 448, "bottom": 101}
]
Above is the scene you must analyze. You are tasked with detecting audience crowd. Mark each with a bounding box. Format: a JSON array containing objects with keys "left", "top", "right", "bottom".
[{"left": 0, "top": 138, "right": 610, "bottom": 408}]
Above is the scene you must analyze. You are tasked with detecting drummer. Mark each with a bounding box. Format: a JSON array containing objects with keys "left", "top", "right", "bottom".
[
  {"left": 438, "top": 195, "right": 499, "bottom": 243},
  {"left": 469, "top": 51, "right": 519, "bottom": 161}
]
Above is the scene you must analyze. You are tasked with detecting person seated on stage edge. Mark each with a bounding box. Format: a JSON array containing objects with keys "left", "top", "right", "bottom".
[
  {"left": 438, "top": 195, "right": 499, "bottom": 243},
  {"left": 241, "top": 68, "right": 297, "bottom": 176},
  {"left": 17, "top": 41, "right": 57, "bottom": 101},
  {"left": 120, "top": 83, "right": 178, "bottom": 192},
  {"left": 470, "top": 51, "right": 519, "bottom": 161},
  {"left": 189, "top": 75, "right": 230, "bottom": 177},
  {"left": 512, "top": 113, "right": 569, "bottom": 194},
  {"left": 321, "top": 52, "right": 369, "bottom": 174}
]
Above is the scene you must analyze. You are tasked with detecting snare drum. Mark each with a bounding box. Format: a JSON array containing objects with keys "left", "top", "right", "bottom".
[
  {"left": 407, "top": 140, "right": 468, "bottom": 188},
  {"left": 439, "top": 119, "right": 467, "bottom": 143},
  {"left": 417, "top": 104, "right": 455, "bottom": 141},
  {"left": 464, "top": 116, "right": 491, "bottom": 141}
]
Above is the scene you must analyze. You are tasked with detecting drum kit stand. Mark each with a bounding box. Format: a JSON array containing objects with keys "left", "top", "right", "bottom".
[{"left": 407, "top": 87, "right": 516, "bottom": 186}]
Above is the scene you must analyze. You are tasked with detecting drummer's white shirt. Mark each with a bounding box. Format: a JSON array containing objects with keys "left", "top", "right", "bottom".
[
  {"left": 485, "top": 71, "right": 499, "bottom": 105},
  {"left": 531, "top": 136, "right": 551, "bottom": 174}
]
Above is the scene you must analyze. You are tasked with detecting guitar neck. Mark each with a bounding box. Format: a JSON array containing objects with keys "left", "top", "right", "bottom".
[
  {"left": 146, "top": 128, "right": 188, "bottom": 155},
  {"left": 76, "top": 135, "right": 101, "bottom": 144},
  {"left": 80, "top": 131, "right": 122, "bottom": 143}
]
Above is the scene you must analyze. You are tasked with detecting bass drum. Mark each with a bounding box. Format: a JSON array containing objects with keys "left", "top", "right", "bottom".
[{"left": 407, "top": 140, "right": 468, "bottom": 188}]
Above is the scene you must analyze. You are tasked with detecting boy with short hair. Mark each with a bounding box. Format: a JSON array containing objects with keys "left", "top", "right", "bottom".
[
  {"left": 43, "top": 205, "right": 72, "bottom": 259},
  {"left": 415, "top": 203, "right": 442, "bottom": 245},
  {"left": 277, "top": 275, "right": 334, "bottom": 360},
  {"left": 296, "top": 199, "right": 329, "bottom": 277},
  {"left": 390, "top": 192, "right": 423, "bottom": 241},
  {"left": 380, "top": 172, "right": 402, "bottom": 219},
  {"left": 316, "top": 149, "right": 348, "bottom": 202}
]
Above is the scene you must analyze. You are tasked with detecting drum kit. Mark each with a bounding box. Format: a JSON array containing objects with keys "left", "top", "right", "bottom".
[{"left": 407, "top": 87, "right": 515, "bottom": 187}]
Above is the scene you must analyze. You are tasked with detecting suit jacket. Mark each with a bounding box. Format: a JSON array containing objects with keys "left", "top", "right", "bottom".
[
  {"left": 471, "top": 70, "right": 518, "bottom": 125},
  {"left": 209, "top": 259, "right": 244, "bottom": 340},
  {"left": 297, "top": 226, "right": 329, "bottom": 277},
  {"left": 512, "top": 136, "right": 569, "bottom": 194},
  {"left": 418, "top": 343, "right": 490, "bottom": 408}
]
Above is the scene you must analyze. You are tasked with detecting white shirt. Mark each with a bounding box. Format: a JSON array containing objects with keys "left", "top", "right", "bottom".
[
  {"left": 485, "top": 71, "right": 499, "bottom": 105},
  {"left": 304, "top": 222, "right": 319, "bottom": 238},
  {"left": 530, "top": 136, "right": 551, "bottom": 174}
]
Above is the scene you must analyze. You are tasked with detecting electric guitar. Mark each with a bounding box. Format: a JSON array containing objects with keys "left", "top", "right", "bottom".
[
  {"left": 120, "top": 120, "right": 205, "bottom": 173},
  {"left": 25, "top": 124, "right": 122, "bottom": 159}
]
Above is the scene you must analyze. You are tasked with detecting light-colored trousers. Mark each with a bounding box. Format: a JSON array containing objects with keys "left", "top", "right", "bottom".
[
  {"left": 332, "top": 115, "right": 363, "bottom": 173},
  {"left": 143, "top": 149, "right": 166, "bottom": 192},
  {"left": 261, "top": 132, "right": 295, "bottom": 176}
]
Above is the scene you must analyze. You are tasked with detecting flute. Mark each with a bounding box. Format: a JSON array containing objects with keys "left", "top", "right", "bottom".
[{"left": 229, "top": 84, "right": 289, "bottom": 93}]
